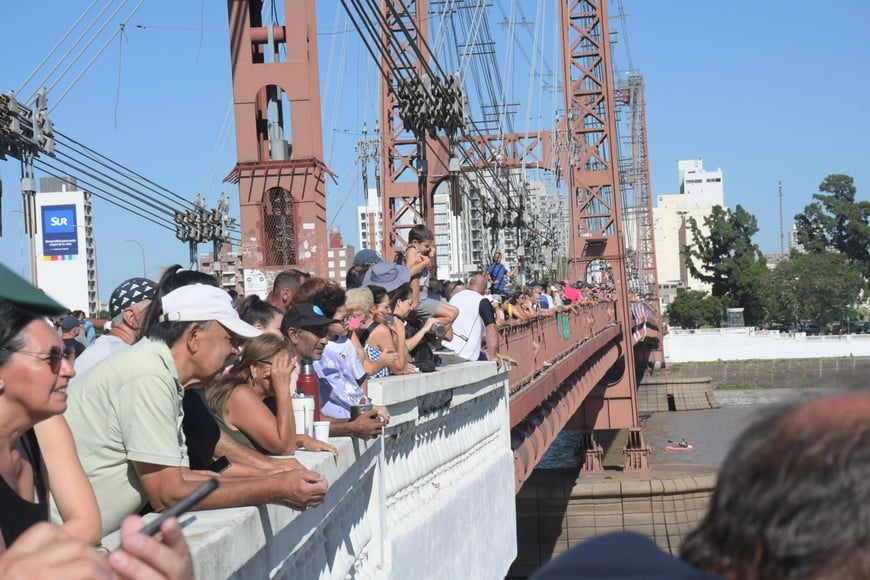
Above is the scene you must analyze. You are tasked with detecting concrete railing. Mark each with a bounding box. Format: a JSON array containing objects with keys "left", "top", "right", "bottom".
[{"left": 105, "top": 361, "right": 517, "bottom": 579}]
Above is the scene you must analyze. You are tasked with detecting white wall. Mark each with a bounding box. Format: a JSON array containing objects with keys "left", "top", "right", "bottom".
[
  {"left": 664, "top": 329, "right": 870, "bottom": 362},
  {"left": 103, "top": 361, "right": 517, "bottom": 580}
]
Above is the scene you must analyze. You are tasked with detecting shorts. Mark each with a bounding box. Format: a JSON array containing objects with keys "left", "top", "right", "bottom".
[{"left": 416, "top": 296, "right": 441, "bottom": 319}]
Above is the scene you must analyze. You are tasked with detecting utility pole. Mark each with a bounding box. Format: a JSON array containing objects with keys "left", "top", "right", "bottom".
[
  {"left": 173, "top": 194, "right": 234, "bottom": 273},
  {"left": 677, "top": 211, "right": 689, "bottom": 289},
  {"left": 779, "top": 179, "right": 785, "bottom": 254},
  {"left": 2, "top": 88, "right": 56, "bottom": 282}
]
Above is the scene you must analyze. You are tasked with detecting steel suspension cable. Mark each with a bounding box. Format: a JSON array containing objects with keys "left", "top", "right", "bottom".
[{"left": 16, "top": 0, "right": 103, "bottom": 96}]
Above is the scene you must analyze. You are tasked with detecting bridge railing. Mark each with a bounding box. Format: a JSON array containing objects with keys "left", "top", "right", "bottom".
[
  {"left": 501, "top": 302, "right": 617, "bottom": 396},
  {"left": 104, "top": 360, "right": 516, "bottom": 579}
]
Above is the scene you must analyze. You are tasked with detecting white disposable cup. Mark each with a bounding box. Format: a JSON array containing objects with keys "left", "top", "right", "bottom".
[
  {"left": 293, "top": 408, "right": 305, "bottom": 435},
  {"left": 294, "top": 396, "right": 315, "bottom": 437},
  {"left": 305, "top": 408, "right": 315, "bottom": 437},
  {"left": 313, "top": 421, "right": 331, "bottom": 443}
]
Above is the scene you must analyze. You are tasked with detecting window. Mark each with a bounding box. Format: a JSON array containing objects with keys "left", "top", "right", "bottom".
[{"left": 339, "top": 260, "right": 346, "bottom": 268}]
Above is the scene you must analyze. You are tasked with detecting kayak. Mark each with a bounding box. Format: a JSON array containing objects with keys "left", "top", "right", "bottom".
[{"left": 664, "top": 444, "right": 694, "bottom": 451}]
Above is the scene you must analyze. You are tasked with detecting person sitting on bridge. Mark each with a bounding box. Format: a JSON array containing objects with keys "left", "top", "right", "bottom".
[
  {"left": 404, "top": 225, "right": 458, "bottom": 339},
  {"left": 63, "top": 283, "right": 328, "bottom": 534}
]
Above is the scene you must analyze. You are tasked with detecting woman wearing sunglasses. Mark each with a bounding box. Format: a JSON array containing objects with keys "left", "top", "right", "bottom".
[{"left": 0, "top": 301, "right": 102, "bottom": 548}]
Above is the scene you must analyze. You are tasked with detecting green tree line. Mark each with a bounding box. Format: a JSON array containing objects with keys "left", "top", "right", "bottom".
[{"left": 666, "top": 174, "right": 868, "bottom": 329}]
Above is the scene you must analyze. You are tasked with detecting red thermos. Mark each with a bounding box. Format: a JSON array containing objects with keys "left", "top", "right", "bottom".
[{"left": 297, "top": 358, "right": 320, "bottom": 421}]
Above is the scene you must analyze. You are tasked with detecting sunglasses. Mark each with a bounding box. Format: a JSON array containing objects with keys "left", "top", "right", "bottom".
[{"left": 3, "top": 346, "right": 69, "bottom": 374}]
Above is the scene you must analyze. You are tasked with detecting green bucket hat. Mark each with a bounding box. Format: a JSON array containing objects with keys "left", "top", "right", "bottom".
[{"left": 0, "top": 261, "right": 67, "bottom": 315}]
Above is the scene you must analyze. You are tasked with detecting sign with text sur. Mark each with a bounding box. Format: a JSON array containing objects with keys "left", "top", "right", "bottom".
[{"left": 41, "top": 204, "right": 79, "bottom": 259}]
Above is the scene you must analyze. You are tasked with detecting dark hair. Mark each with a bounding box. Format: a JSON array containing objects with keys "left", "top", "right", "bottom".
[
  {"left": 141, "top": 265, "right": 220, "bottom": 344},
  {"left": 294, "top": 278, "right": 330, "bottom": 310},
  {"left": 368, "top": 285, "right": 388, "bottom": 308},
  {"left": 388, "top": 282, "right": 412, "bottom": 310},
  {"left": 408, "top": 224, "right": 433, "bottom": 243},
  {"left": 237, "top": 295, "right": 282, "bottom": 328},
  {"left": 295, "top": 279, "right": 345, "bottom": 319},
  {"left": 681, "top": 395, "right": 870, "bottom": 579},
  {"left": 0, "top": 301, "right": 38, "bottom": 366},
  {"left": 270, "top": 269, "right": 309, "bottom": 296},
  {"left": 345, "top": 264, "right": 369, "bottom": 289}
]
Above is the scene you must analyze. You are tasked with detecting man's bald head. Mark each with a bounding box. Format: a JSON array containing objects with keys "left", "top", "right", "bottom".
[{"left": 468, "top": 273, "right": 487, "bottom": 294}]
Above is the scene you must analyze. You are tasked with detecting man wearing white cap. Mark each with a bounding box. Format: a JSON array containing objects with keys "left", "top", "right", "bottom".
[{"left": 64, "top": 284, "right": 327, "bottom": 533}]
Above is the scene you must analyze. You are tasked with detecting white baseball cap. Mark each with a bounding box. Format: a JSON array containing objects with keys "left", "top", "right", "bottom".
[{"left": 160, "top": 284, "right": 261, "bottom": 338}]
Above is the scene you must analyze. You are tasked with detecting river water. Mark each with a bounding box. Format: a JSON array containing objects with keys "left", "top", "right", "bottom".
[{"left": 537, "top": 387, "right": 831, "bottom": 469}]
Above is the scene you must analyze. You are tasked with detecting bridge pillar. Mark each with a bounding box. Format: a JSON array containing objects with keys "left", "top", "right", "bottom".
[{"left": 577, "top": 430, "right": 603, "bottom": 472}]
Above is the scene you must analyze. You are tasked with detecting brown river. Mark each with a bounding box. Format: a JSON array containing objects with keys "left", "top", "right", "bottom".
[{"left": 537, "top": 387, "right": 832, "bottom": 470}]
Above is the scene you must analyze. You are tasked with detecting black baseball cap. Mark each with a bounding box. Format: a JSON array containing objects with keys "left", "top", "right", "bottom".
[{"left": 280, "top": 303, "right": 338, "bottom": 336}]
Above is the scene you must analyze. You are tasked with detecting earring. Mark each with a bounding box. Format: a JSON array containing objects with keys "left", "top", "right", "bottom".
[{"left": 0, "top": 380, "right": 5, "bottom": 394}]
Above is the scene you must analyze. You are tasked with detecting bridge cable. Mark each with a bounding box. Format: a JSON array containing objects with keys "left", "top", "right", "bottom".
[{"left": 16, "top": 0, "right": 103, "bottom": 96}]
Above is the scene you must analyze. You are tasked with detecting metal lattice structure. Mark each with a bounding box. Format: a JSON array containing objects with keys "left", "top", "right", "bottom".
[
  {"left": 559, "top": 0, "right": 647, "bottom": 466},
  {"left": 226, "top": 0, "right": 328, "bottom": 276},
  {"left": 379, "top": 0, "right": 447, "bottom": 260},
  {"left": 614, "top": 75, "right": 660, "bottom": 307}
]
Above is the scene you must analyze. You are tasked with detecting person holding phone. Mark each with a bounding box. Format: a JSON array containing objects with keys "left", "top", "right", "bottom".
[
  {"left": 0, "top": 516, "right": 194, "bottom": 580},
  {"left": 64, "top": 283, "right": 328, "bottom": 534}
]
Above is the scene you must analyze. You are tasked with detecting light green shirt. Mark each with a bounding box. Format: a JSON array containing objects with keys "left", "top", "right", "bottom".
[{"left": 62, "top": 339, "right": 188, "bottom": 533}]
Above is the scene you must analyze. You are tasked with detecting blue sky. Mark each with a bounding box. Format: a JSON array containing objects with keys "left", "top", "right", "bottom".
[{"left": 1, "top": 1, "right": 867, "bottom": 301}]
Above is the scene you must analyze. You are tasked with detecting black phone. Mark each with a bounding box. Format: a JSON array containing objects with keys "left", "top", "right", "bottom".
[{"left": 140, "top": 478, "right": 219, "bottom": 536}]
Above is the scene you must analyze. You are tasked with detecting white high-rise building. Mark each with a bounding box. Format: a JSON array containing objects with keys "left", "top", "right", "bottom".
[
  {"left": 34, "top": 176, "right": 99, "bottom": 316},
  {"left": 654, "top": 159, "right": 724, "bottom": 301},
  {"left": 357, "top": 189, "right": 383, "bottom": 253},
  {"left": 788, "top": 224, "right": 804, "bottom": 253}
]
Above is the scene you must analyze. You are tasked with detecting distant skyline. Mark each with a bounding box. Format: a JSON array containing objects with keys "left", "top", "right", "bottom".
[{"left": 1, "top": 1, "right": 867, "bottom": 301}]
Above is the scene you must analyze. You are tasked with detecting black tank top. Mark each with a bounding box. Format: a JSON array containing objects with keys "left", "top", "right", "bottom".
[{"left": 0, "top": 429, "right": 48, "bottom": 546}]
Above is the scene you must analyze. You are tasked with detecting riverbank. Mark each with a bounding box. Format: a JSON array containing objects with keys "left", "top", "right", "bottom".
[{"left": 668, "top": 356, "right": 870, "bottom": 389}]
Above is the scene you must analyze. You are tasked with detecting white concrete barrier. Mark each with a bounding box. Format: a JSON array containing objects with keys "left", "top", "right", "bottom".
[
  {"left": 665, "top": 329, "right": 870, "bottom": 362},
  {"left": 104, "top": 361, "right": 516, "bottom": 579}
]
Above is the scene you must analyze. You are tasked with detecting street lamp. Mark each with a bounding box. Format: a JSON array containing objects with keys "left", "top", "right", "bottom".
[{"left": 125, "top": 239, "right": 147, "bottom": 278}]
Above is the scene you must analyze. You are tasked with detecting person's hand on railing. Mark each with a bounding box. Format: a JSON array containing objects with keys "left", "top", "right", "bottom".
[
  {"left": 346, "top": 407, "right": 389, "bottom": 440},
  {"left": 275, "top": 468, "right": 328, "bottom": 511}
]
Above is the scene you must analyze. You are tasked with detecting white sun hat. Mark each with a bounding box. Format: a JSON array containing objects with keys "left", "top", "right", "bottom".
[{"left": 160, "top": 284, "right": 261, "bottom": 338}]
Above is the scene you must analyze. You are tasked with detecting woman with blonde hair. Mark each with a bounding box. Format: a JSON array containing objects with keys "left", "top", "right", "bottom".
[{"left": 207, "top": 334, "right": 336, "bottom": 457}]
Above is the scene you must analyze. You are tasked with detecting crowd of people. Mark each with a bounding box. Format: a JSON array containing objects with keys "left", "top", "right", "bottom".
[
  {"left": 0, "top": 244, "right": 542, "bottom": 575},
  {"left": 3, "top": 245, "right": 869, "bottom": 579}
]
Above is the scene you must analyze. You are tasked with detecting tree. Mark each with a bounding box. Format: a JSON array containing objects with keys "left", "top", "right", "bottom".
[
  {"left": 794, "top": 174, "right": 870, "bottom": 278},
  {"left": 685, "top": 204, "right": 769, "bottom": 324},
  {"left": 761, "top": 251, "right": 863, "bottom": 326},
  {"left": 666, "top": 289, "right": 723, "bottom": 329}
]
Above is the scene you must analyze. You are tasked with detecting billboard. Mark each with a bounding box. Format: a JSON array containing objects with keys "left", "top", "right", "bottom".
[
  {"left": 41, "top": 203, "right": 79, "bottom": 259},
  {"left": 34, "top": 190, "right": 90, "bottom": 313}
]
